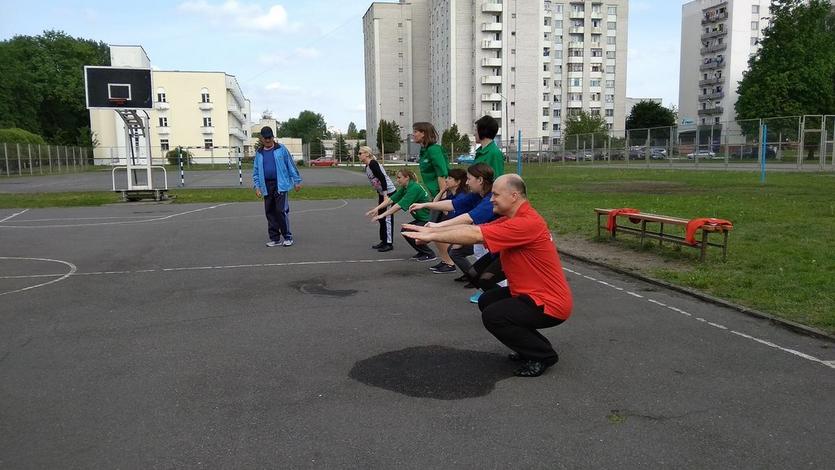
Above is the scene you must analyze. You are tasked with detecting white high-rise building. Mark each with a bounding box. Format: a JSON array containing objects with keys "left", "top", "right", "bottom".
[
  {"left": 364, "top": 0, "right": 629, "bottom": 152},
  {"left": 678, "top": 0, "right": 772, "bottom": 128}
]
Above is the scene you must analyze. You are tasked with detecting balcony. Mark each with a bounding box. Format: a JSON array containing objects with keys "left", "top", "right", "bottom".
[
  {"left": 482, "top": 22, "right": 502, "bottom": 32},
  {"left": 227, "top": 105, "right": 245, "bottom": 123},
  {"left": 487, "top": 110, "right": 502, "bottom": 119},
  {"left": 481, "top": 39, "right": 502, "bottom": 49},
  {"left": 699, "top": 60, "right": 725, "bottom": 71},
  {"left": 590, "top": 10, "right": 604, "bottom": 19},
  {"left": 700, "top": 43, "right": 727, "bottom": 54},
  {"left": 567, "top": 55, "right": 585, "bottom": 64},
  {"left": 481, "top": 93, "right": 502, "bottom": 102},
  {"left": 568, "top": 41, "right": 584, "bottom": 48},
  {"left": 569, "top": 10, "right": 585, "bottom": 19},
  {"left": 698, "top": 106, "right": 724, "bottom": 116},
  {"left": 590, "top": 26, "right": 602, "bottom": 34},
  {"left": 701, "top": 28, "right": 727, "bottom": 40},
  {"left": 698, "top": 91, "right": 725, "bottom": 101},
  {"left": 228, "top": 127, "right": 247, "bottom": 141},
  {"left": 699, "top": 77, "right": 723, "bottom": 86},
  {"left": 200, "top": 126, "right": 215, "bottom": 134},
  {"left": 482, "top": 1, "right": 502, "bottom": 13},
  {"left": 481, "top": 75, "right": 502, "bottom": 85},
  {"left": 155, "top": 102, "right": 170, "bottom": 111},
  {"left": 157, "top": 126, "right": 170, "bottom": 135},
  {"left": 542, "top": 69, "right": 552, "bottom": 78},
  {"left": 481, "top": 57, "right": 503, "bottom": 67},
  {"left": 569, "top": 26, "right": 584, "bottom": 34},
  {"left": 198, "top": 101, "right": 213, "bottom": 111},
  {"left": 702, "top": 11, "right": 729, "bottom": 24}
]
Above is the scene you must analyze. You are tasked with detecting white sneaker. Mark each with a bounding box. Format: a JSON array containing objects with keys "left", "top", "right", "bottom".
[
  {"left": 266, "top": 240, "right": 281, "bottom": 247},
  {"left": 282, "top": 238, "right": 295, "bottom": 246}
]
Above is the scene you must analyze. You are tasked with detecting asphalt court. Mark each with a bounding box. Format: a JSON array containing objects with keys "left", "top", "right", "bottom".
[{"left": 1, "top": 199, "right": 834, "bottom": 468}]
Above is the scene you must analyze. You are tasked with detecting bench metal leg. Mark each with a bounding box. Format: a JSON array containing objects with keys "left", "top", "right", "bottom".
[
  {"left": 722, "top": 230, "right": 729, "bottom": 262},
  {"left": 700, "top": 231, "right": 709, "bottom": 261},
  {"left": 640, "top": 220, "right": 647, "bottom": 247},
  {"left": 659, "top": 223, "right": 664, "bottom": 247},
  {"left": 597, "top": 213, "right": 601, "bottom": 238}
]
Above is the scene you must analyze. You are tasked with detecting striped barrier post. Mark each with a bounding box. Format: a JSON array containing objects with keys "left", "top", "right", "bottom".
[
  {"left": 238, "top": 156, "right": 242, "bottom": 186},
  {"left": 178, "top": 148, "right": 185, "bottom": 187}
]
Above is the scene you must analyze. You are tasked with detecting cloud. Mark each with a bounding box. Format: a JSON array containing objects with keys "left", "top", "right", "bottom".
[
  {"left": 265, "top": 81, "right": 300, "bottom": 92},
  {"left": 178, "top": 1, "right": 291, "bottom": 31}
]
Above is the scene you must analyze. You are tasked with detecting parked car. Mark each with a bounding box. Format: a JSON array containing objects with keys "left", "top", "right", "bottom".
[
  {"left": 686, "top": 150, "right": 716, "bottom": 159},
  {"left": 456, "top": 154, "right": 475, "bottom": 164},
  {"left": 310, "top": 157, "right": 338, "bottom": 167},
  {"left": 650, "top": 147, "right": 668, "bottom": 159},
  {"left": 729, "top": 146, "right": 777, "bottom": 159},
  {"left": 406, "top": 155, "right": 418, "bottom": 162}
]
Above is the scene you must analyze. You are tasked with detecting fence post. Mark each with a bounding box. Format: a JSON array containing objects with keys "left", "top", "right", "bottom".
[
  {"left": 28, "top": 144, "right": 33, "bottom": 175},
  {"left": 645, "top": 128, "right": 651, "bottom": 167},
  {"left": 625, "top": 129, "right": 630, "bottom": 164},
  {"left": 797, "top": 116, "right": 804, "bottom": 169},
  {"left": 47, "top": 145, "right": 52, "bottom": 173},
  {"left": 38, "top": 145, "right": 43, "bottom": 174},
  {"left": 761, "top": 123, "right": 767, "bottom": 184},
  {"left": 606, "top": 134, "right": 611, "bottom": 163},
  {"left": 16, "top": 143, "right": 22, "bottom": 175},
  {"left": 3, "top": 143, "right": 8, "bottom": 176}
]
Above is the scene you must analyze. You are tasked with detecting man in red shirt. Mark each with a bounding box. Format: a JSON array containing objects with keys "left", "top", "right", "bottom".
[{"left": 403, "top": 174, "right": 573, "bottom": 377}]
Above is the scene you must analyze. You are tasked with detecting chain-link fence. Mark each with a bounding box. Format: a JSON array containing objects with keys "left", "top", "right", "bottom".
[
  {"left": 494, "top": 114, "right": 835, "bottom": 171},
  {"left": 0, "top": 143, "right": 94, "bottom": 176}
]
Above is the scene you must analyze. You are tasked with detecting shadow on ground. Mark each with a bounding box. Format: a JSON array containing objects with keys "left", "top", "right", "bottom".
[{"left": 349, "top": 345, "right": 513, "bottom": 400}]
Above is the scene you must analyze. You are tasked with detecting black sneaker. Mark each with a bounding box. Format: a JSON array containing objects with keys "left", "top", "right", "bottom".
[
  {"left": 453, "top": 274, "right": 469, "bottom": 283},
  {"left": 409, "top": 253, "right": 424, "bottom": 260},
  {"left": 514, "top": 360, "right": 552, "bottom": 377},
  {"left": 431, "top": 263, "right": 456, "bottom": 273},
  {"left": 376, "top": 243, "right": 393, "bottom": 252},
  {"left": 414, "top": 254, "right": 437, "bottom": 262},
  {"left": 372, "top": 242, "right": 386, "bottom": 249},
  {"left": 429, "top": 262, "right": 446, "bottom": 270}
]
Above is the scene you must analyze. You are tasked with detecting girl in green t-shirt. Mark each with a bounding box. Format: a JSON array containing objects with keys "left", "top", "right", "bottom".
[
  {"left": 366, "top": 168, "right": 437, "bottom": 262},
  {"left": 412, "top": 122, "right": 449, "bottom": 198}
]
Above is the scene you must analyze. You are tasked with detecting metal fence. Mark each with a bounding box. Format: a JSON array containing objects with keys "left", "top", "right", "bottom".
[
  {"left": 495, "top": 114, "right": 835, "bottom": 171},
  {"left": 0, "top": 143, "right": 94, "bottom": 176}
]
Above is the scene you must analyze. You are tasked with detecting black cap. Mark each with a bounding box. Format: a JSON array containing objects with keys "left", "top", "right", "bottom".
[{"left": 260, "top": 126, "right": 274, "bottom": 139}]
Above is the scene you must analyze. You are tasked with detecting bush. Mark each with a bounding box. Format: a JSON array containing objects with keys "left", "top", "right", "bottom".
[
  {"left": 0, "top": 128, "right": 47, "bottom": 144},
  {"left": 166, "top": 147, "right": 193, "bottom": 165}
]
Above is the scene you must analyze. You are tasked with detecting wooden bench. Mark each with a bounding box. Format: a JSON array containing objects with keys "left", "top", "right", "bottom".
[{"left": 594, "top": 208, "right": 733, "bottom": 261}]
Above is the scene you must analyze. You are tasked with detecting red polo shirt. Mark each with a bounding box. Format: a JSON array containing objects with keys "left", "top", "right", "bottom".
[{"left": 480, "top": 201, "right": 573, "bottom": 320}]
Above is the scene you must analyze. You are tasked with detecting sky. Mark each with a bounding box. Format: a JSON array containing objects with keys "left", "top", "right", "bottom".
[{"left": 0, "top": 0, "right": 684, "bottom": 133}]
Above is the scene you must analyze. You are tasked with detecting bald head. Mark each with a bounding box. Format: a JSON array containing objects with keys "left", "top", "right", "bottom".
[{"left": 495, "top": 174, "right": 527, "bottom": 198}]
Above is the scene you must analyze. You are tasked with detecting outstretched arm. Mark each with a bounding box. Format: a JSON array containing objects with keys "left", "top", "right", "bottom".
[{"left": 402, "top": 223, "right": 483, "bottom": 245}]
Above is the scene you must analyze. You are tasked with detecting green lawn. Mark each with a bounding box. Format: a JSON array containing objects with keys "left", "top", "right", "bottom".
[{"left": 1, "top": 167, "right": 833, "bottom": 334}]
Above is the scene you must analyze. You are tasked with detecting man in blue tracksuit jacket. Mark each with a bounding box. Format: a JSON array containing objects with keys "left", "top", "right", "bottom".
[{"left": 252, "top": 126, "right": 303, "bottom": 247}]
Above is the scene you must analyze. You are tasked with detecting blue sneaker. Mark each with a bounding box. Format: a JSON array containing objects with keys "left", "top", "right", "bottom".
[{"left": 469, "top": 291, "right": 482, "bottom": 304}]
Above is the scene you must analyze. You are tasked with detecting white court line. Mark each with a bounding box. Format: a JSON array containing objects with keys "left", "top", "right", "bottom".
[
  {"left": 0, "top": 209, "right": 29, "bottom": 223},
  {"left": 565, "top": 265, "right": 835, "bottom": 371},
  {"left": 0, "top": 204, "right": 230, "bottom": 228},
  {"left": 0, "top": 200, "right": 350, "bottom": 228},
  {"left": 0, "top": 257, "right": 76, "bottom": 297},
  {"left": 0, "top": 258, "right": 406, "bottom": 280}
]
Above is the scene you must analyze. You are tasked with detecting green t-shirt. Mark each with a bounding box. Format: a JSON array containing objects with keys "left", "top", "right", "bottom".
[
  {"left": 390, "top": 180, "right": 431, "bottom": 222},
  {"left": 474, "top": 140, "right": 505, "bottom": 177},
  {"left": 418, "top": 143, "right": 449, "bottom": 197}
]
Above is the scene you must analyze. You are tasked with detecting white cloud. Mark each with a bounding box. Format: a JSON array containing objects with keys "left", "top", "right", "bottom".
[
  {"left": 178, "top": 1, "right": 291, "bottom": 32},
  {"left": 294, "top": 47, "right": 320, "bottom": 59},
  {"left": 265, "top": 81, "right": 300, "bottom": 92}
]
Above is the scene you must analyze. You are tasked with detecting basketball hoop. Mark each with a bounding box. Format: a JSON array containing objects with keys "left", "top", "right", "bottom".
[{"left": 109, "top": 98, "right": 127, "bottom": 107}]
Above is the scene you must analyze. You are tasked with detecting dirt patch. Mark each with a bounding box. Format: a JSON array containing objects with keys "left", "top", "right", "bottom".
[
  {"left": 555, "top": 234, "right": 691, "bottom": 273},
  {"left": 584, "top": 181, "right": 699, "bottom": 194}
]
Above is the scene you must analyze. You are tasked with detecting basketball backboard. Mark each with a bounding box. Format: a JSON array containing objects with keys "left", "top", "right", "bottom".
[{"left": 84, "top": 66, "right": 153, "bottom": 109}]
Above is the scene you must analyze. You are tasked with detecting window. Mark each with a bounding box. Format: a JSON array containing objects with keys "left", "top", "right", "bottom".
[
  {"left": 571, "top": 78, "right": 582, "bottom": 87},
  {"left": 590, "top": 108, "right": 600, "bottom": 116},
  {"left": 555, "top": 20, "right": 563, "bottom": 29},
  {"left": 398, "top": 37, "right": 403, "bottom": 43},
  {"left": 606, "top": 65, "right": 615, "bottom": 73},
  {"left": 606, "top": 80, "right": 615, "bottom": 88},
  {"left": 752, "top": 5, "right": 759, "bottom": 14},
  {"left": 201, "top": 92, "right": 210, "bottom": 103},
  {"left": 605, "top": 94, "right": 614, "bottom": 103},
  {"left": 607, "top": 21, "right": 616, "bottom": 30},
  {"left": 605, "top": 109, "right": 614, "bottom": 117},
  {"left": 606, "top": 51, "right": 616, "bottom": 58},
  {"left": 157, "top": 92, "right": 166, "bottom": 103},
  {"left": 592, "top": 4, "right": 602, "bottom": 13},
  {"left": 555, "top": 4, "right": 563, "bottom": 13},
  {"left": 607, "top": 36, "right": 616, "bottom": 45},
  {"left": 204, "top": 139, "right": 213, "bottom": 149},
  {"left": 751, "top": 37, "right": 759, "bottom": 46},
  {"left": 160, "top": 139, "right": 169, "bottom": 151},
  {"left": 397, "top": 22, "right": 403, "bottom": 27},
  {"left": 553, "top": 109, "right": 561, "bottom": 117},
  {"left": 608, "top": 6, "right": 617, "bottom": 15},
  {"left": 203, "top": 117, "right": 212, "bottom": 127},
  {"left": 553, "top": 124, "right": 560, "bottom": 130},
  {"left": 158, "top": 117, "right": 168, "bottom": 127},
  {"left": 751, "top": 21, "right": 758, "bottom": 30},
  {"left": 590, "top": 79, "right": 601, "bottom": 87}
]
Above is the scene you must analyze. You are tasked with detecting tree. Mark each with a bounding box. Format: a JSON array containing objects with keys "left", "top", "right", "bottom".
[
  {"left": 276, "top": 110, "right": 329, "bottom": 144},
  {"left": 346, "top": 122, "right": 358, "bottom": 139},
  {"left": 441, "top": 124, "right": 473, "bottom": 157},
  {"left": 376, "top": 120, "right": 401, "bottom": 154},
  {"left": 0, "top": 128, "right": 46, "bottom": 144},
  {"left": 0, "top": 30, "right": 110, "bottom": 145},
  {"left": 564, "top": 111, "right": 608, "bottom": 149},
  {"left": 357, "top": 129, "right": 367, "bottom": 140},
  {"left": 353, "top": 141, "right": 361, "bottom": 160},
  {"left": 735, "top": 0, "right": 835, "bottom": 141},
  {"left": 626, "top": 101, "right": 676, "bottom": 130},
  {"left": 334, "top": 133, "right": 350, "bottom": 161}
]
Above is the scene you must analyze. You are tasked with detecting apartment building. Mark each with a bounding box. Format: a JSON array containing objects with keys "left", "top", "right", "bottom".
[
  {"left": 90, "top": 45, "right": 252, "bottom": 164},
  {"left": 678, "top": 0, "right": 772, "bottom": 129},
  {"left": 363, "top": 0, "right": 629, "bottom": 151}
]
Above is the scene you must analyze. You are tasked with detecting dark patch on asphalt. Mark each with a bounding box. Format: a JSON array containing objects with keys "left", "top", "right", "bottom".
[
  {"left": 349, "top": 345, "right": 513, "bottom": 400},
  {"left": 288, "top": 278, "right": 357, "bottom": 297},
  {"left": 383, "top": 269, "right": 423, "bottom": 277}
]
